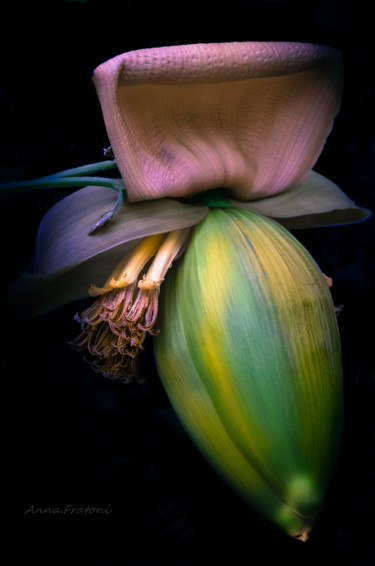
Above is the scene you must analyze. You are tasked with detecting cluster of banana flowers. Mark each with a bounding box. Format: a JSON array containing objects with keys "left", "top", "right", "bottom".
[{"left": 8, "top": 43, "right": 370, "bottom": 540}]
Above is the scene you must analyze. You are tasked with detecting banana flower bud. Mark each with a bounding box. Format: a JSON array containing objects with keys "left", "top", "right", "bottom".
[
  {"left": 155, "top": 205, "right": 343, "bottom": 540},
  {"left": 5, "top": 42, "right": 371, "bottom": 541}
]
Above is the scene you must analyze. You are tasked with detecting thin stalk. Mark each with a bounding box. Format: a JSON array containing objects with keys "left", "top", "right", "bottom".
[
  {"left": 0, "top": 159, "right": 122, "bottom": 196},
  {"left": 0, "top": 175, "right": 125, "bottom": 196},
  {"left": 0, "top": 158, "right": 126, "bottom": 234},
  {"left": 43, "top": 160, "right": 118, "bottom": 179}
]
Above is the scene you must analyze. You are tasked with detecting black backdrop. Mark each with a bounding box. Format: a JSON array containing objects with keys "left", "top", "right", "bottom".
[{"left": 2, "top": 1, "right": 374, "bottom": 564}]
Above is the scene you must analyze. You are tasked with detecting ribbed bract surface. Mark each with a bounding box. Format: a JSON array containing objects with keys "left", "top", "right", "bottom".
[
  {"left": 154, "top": 207, "right": 343, "bottom": 539},
  {"left": 93, "top": 42, "right": 342, "bottom": 202}
]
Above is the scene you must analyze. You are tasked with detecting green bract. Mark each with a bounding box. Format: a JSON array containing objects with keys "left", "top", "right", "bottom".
[{"left": 155, "top": 207, "right": 343, "bottom": 540}]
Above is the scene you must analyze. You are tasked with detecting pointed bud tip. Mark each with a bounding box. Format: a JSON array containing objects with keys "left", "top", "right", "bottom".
[{"left": 294, "top": 528, "right": 311, "bottom": 542}]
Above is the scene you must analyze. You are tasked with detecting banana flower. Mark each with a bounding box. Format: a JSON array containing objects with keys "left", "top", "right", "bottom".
[{"left": 7, "top": 42, "right": 370, "bottom": 539}]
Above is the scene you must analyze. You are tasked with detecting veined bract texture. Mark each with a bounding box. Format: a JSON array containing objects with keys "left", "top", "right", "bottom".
[{"left": 154, "top": 207, "right": 343, "bottom": 540}]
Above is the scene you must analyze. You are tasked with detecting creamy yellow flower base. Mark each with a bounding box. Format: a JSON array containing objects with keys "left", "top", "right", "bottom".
[{"left": 70, "top": 229, "right": 190, "bottom": 381}]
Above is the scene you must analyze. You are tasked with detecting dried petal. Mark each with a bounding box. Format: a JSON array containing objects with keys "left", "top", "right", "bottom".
[{"left": 93, "top": 42, "right": 343, "bottom": 202}]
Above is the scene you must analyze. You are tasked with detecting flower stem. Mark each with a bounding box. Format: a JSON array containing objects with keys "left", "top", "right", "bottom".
[
  {"left": 0, "top": 160, "right": 124, "bottom": 195},
  {"left": 42, "top": 159, "right": 119, "bottom": 179}
]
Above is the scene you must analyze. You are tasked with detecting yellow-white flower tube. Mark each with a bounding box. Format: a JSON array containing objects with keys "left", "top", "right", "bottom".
[{"left": 154, "top": 206, "right": 343, "bottom": 540}]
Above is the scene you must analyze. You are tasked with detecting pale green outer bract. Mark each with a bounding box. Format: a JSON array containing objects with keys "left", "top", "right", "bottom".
[{"left": 154, "top": 207, "right": 343, "bottom": 538}]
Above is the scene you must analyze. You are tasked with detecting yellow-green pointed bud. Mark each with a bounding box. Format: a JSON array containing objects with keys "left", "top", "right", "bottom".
[{"left": 154, "top": 206, "right": 343, "bottom": 540}]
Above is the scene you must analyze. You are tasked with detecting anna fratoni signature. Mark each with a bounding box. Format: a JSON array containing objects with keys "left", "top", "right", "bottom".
[{"left": 24, "top": 504, "right": 113, "bottom": 516}]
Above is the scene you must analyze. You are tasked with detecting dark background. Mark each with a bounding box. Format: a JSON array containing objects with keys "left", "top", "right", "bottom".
[{"left": 2, "top": 0, "right": 374, "bottom": 564}]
